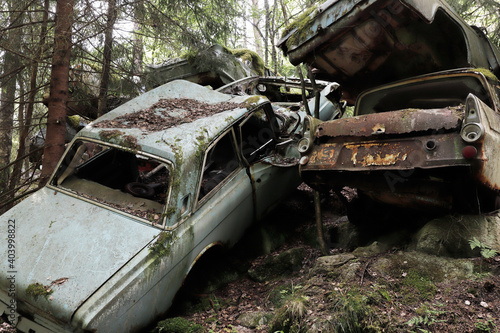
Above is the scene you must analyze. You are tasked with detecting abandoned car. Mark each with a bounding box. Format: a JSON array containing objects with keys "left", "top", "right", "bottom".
[
  {"left": 279, "top": 0, "right": 500, "bottom": 103},
  {"left": 0, "top": 80, "right": 326, "bottom": 332},
  {"left": 278, "top": 0, "right": 500, "bottom": 216},
  {"left": 299, "top": 68, "right": 500, "bottom": 214}
]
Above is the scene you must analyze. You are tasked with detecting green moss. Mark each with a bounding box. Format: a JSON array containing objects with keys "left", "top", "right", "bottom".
[
  {"left": 153, "top": 317, "right": 205, "bottom": 333},
  {"left": 471, "top": 67, "right": 498, "bottom": 81},
  {"left": 67, "top": 115, "right": 81, "bottom": 129},
  {"left": 165, "top": 207, "right": 177, "bottom": 218},
  {"left": 169, "top": 144, "right": 184, "bottom": 204},
  {"left": 242, "top": 96, "right": 264, "bottom": 109},
  {"left": 121, "top": 135, "right": 141, "bottom": 150},
  {"left": 324, "top": 287, "right": 388, "bottom": 333},
  {"left": 99, "top": 129, "right": 123, "bottom": 141},
  {"left": 401, "top": 269, "right": 437, "bottom": 302},
  {"left": 282, "top": 6, "right": 319, "bottom": 49},
  {"left": 230, "top": 48, "right": 266, "bottom": 76},
  {"left": 26, "top": 283, "right": 53, "bottom": 300},
  {"left": 149, "top": 231, "right": 175, "bottom": 256}
]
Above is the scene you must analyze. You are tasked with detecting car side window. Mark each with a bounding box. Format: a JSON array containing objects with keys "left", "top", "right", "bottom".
[
  {"left": 197, "top": 130, "right": 239, "bottom": 202},
  {"left": 239, "top": 108, "right": 276, "bottom": 164}
]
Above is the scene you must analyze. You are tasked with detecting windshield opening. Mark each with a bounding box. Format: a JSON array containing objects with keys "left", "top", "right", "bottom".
[
  {"left": 52, "top": 140, "right": 170, "bottom": 225},
  {"left": 356, "top": 75, "right": 491, "bottom": 115}
]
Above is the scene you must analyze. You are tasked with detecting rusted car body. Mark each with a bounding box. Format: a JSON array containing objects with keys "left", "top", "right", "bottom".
[
  {"left": 299, "top": 69, "right": 500, "bottom": 212},
  {"left": 278, "top": 0, "right": 500, "bottom": 214},
  {"left": 279, "top": 0, "right": 500, "bottom": 102},
  {"left": 0, "top": 80, "right": 324, "bottom": 332}
]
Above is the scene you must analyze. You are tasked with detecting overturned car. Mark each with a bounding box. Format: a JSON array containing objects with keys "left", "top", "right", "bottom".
[
  {"left": 0, "top": 80, "right": 334, "bottom": 332},
  {"left": 279, "top": 0, "right": 500, "bottom": 216}
]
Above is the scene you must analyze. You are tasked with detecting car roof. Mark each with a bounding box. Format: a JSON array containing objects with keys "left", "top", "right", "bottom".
[{"left": 77, "top": 80, "right": 269, "bottom": 165}]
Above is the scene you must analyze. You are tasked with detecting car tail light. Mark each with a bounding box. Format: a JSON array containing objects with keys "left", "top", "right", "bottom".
[
  {"left": 460, "top": 94, "right": 484, "bottom": 143},
  {"left": 460, "top": 123, "right": 484, "bottom": 142},
  {"left": 298, "top": 137, "right": 311, "bottom": 153},
  {"left": 462, "top": 145, "right": 477, "bottom": 159}
]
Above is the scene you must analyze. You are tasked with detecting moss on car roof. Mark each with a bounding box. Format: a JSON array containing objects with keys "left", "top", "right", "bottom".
[{"left": 79, "top": 80, "right": 269, "bottom": 164}]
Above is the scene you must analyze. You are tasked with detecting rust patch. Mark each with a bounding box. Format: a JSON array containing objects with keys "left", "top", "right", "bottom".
[
  {"left": 346, "top": 143, "right": 408, "bottom": 166},
  {"left": 317, "top": 107, "right": 464, "bottom": 138}
]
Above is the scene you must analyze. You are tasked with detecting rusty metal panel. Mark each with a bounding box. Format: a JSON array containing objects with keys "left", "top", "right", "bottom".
[
  {"left": 303, "top": 132, "right": 472, "bottom": 172},
  {"left": 317, "top": 108, "right": 464, "bottom": 138},
  {"left": 474, "top": 97, "right": 500, "bottom": 192}
]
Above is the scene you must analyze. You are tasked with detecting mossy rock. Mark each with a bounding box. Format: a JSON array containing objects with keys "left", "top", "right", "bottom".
[
  {"left": 152, "top": 317, "right": 204, "bottom": 333},
  {"left": 327, "top": 216, "right": 360, "bottom": 250},
  {"left": 248, "top": 247, "right": 305, "bottom": 282},
  {"left": 237, "top": 311, "right": 271, "bottom": 329},
  {"left": 371, "top": 251, "right": 474, "bottom": 283},
  {"left": 411, "top": 213, "right": 500, "bottom": 258},
  {"left": 353, "top": 241, "right": 390, "bottom": 257}
]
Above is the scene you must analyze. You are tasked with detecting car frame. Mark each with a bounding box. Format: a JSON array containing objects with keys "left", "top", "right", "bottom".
[
  {"left": 0, "top": 80, "right": 309, "bottom": 332},
  {"left": 299, "top": 68, "right": 500, "bottom": 215}
]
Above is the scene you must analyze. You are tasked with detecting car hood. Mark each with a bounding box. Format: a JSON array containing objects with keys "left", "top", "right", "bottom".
[
  {"left": 279, "top": 0, "right": 500, "bottom": 100},
  {"left": 0, "top": 187, "right": 161, "bottom": 324}
]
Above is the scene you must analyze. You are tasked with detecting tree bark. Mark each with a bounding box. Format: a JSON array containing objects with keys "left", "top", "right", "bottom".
[
  {"left": 39, "top": 0, "right": 74, "bottom": 186},
  {"left": 264, "top": 0, "right": 269, "bottom": 65},
  {"left": 0, "top": 2, "right": 22, "bottom": 195},
  {"left": 131, "top": 1, "right": 144, "bottom": 91},
  {"left": 252, "top": 0, "right": 263, "bottom": 57},
  {"left": 97, "top": 0, "right": 118, "bottom": 117},
  {"left": 8, "top": 0, "right": 50, "bottom": 197}
]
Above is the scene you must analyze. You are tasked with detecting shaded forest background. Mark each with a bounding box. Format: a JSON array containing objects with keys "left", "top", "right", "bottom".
[{"left": 0, "top": 0, "right": 499, "bottom": 213}]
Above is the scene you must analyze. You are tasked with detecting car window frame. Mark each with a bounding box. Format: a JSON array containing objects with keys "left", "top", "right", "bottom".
[
  {"left": 194, "top": 128, "right": 242, "bottom": 210},
  {"left": 238, "top": 105, "right": 279, "bottom": 166},
  {"left": 47, "top": 138, "right": 173, "bottom": 228}
]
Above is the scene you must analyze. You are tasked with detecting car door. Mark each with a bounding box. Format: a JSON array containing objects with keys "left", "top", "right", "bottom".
[
  {"left": 238, "top": 106, "right": 301, "bottom": 221},
  {"left": 190, "top": 127, "right": 255, "bottom": 247}
]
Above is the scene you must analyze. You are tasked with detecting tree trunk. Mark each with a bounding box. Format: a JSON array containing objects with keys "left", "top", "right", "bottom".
[
  {"left": 131, "top": 0, "right": 144, "bottom": 93},
  {"left": 0, "top": 3, "right": 22, "bottom": 195},
  {"left": 97, "top": 0, "right": 118, "bottom": 117},
  {"left": 252, "top": 0, "right": 263, "bottom": 57},
  {"left": 264, "top": 0, "right": 269, "bottom": 65},
  {"left": 8, "top": 79, "right": 25, "bottom": 194},
  {"left": 271, "top": 4, "right": 277, "bottom": 74},
  {"left": 8, "top": 0, "right": 50, "bottom": 198},
  {"left": 39, "top": 0, "right": 74, "bottom": 186}
]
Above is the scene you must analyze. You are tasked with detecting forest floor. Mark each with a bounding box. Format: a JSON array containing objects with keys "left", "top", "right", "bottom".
[{"left": 156, "top": 185, "right": 500, "bottom": 333}]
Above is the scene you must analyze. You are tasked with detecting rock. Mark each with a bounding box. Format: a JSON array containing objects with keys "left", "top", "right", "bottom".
[
  {"left": 353, "top": 241, "right": 390, "bottom": 257},
  {"left": 248, "top": 247, "right": 305, "bottom": 282},
  {"left": 411, "top": 213, "right": 500, "bottom": 258},
  {"left": 370, "top": 251, "right": 474, "bottom": 282},
  {"left": 237, "top": 311, "right": 271, "bottom": 328},
  {"left": 310, "top": 253, "right": 360, "bottom": 281},
  {"left": 312, "top": 253, "right": 356, "bottom": 273},
  {"left": 328, "top": 216, "right": 360, "bottom": 250}
]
